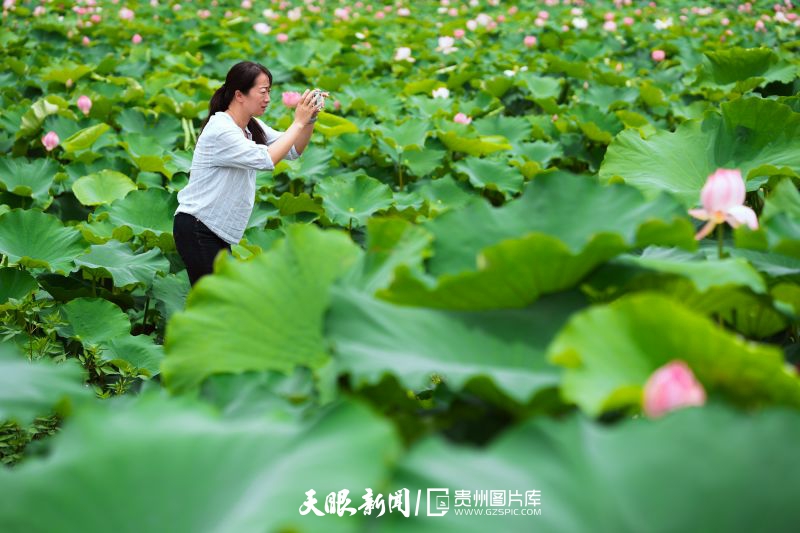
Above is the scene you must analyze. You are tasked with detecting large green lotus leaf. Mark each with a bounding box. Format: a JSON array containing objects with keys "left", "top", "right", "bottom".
[
  {"left": 453, "top": 157, "right": 524, "bottom": 197},
  {"left": 315, "top": 174, "right": 394, "bottom": 227},
  {"left": 438, "top": 131, "right": 512, "bottom": 157},
  {"left": 330, "top": 132, "right": 372, "bottom": 162},
  {"left": 725, "top": 247, "right": 800, "bottom": 278},
  {"left": 517, "top": 72, "right": 562, "bottom": 99},
  {"left": 328, "top": 288, "right": 583, "bottom": 404},
  {"left": 471, "top": 115, "right": 532, "bottom": 147},
  {"left": 275, "top": 40, "right": 316, "bottom": 69},
  {"left": 571, "top": 103, "right": 624, "bottom": 144},
  {"left": 340, "top": 85, "right": 401, "bottom": 118},
  {"left": 115, "top": 109, "right": 183, "bottom": 150},
  {"left": 39, "top": 61, "right": 92, "bottom": 85},
  {"left": 276, "top": 147, "right": 333, "bottom": 184},
  {"left": 152, "top": 271, "right": 190, "bottom": 323},
  {"left": 119, "top": 133, "right": 174, "bottom": 177},
  {"left": 617, "top": 247, "right": 766, "bottom": 294},
  {"left": 343, "top": 217, "right": 433, "bottom": 294},
  {"left": 73, "top": 240, "right": 169, "bottom": 288},
  {"left": 379, "top": 233, "right": 627, "bottom": 310},
  {"left": 762, "top": 178, "right": 800, "bottom": 221},
  {"left": 0, "top": 209, "right": 87, "bottom": 274},
  {"left": 18, "top": 95, "right": 72, "bottom": 138},
  {"left": 0, "top": 268, "right": 38, "bottom": 307},
  {"left": 600, "top": 98, "right": 800, "bottom": 205},
  {"left": 697, "top": 47, "right": 797, "bottom": 88},
  {"left": 548, "top": 293, "right": 800, "bottom": 416},
  {"left": 95, "top": 188, "right": 177, "bottom": 237},
  {"left": 162, "top": 224, "right": 361, "bottom": 393},
  {"left": 378, "top": 120, "right": 430, "bottom": 150},
  {"left": 586, "top": 258, "right": 788, "bottom": 339},
  {"left": 269, "top": 192, "right": 325, "bottom": 216},
  {"left": 0, "top": 157, "right": 58, "bottom": 205},
  {"left": 413, "top": 176, "right": 473, "bottom": 214},
  {"left": 61, "top": 123, "right": 111, "bottom": 153},
  {"left": 512, "top": 141, "right": 562, "bottom": 167},
  {"left": 0, "top": 395, "right": 401, "bottom": 533},
  {"left": 581, "top": 84, "right": 639, "bottom": 109},
  {"left": 313, "top": 112, "right": 359, "bottom": 137},
  {"left": 384, "top": 405, "right": 800, "bottom": 532},
  {"left": 71, "top": 170, "right": 136, "bottom": 206},
  {"left": 0, "top": 341, "right": 90, "bottom": 426},
  {"left": 402, "top": 148, "right": 446, "bottom": 178},
  {"left": 424, "top": 173, "right": 694, "bottom": 277},
  {"left": 98, "top": 335, "right": 164, "bottom": 376},
  {"left": 58, "top": 297, "right": 131, "bottom": 345},
  {"left": 738, "top": 178, "right": 800, "bottom": 258}
]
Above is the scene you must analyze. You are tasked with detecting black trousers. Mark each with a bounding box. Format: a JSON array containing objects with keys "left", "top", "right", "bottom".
[{"left": 173, "top": 212, "right": 232, "bottom": 287}]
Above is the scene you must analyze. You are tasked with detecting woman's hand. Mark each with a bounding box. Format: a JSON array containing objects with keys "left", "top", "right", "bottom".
[{"left": 293, "top": 89, "right": 318, "bottom": 127}]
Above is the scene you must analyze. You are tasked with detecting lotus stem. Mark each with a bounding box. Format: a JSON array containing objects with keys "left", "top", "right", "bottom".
[
  {"left": 397, "top": 161, "right": 404, "bottom": 190},
  {"left": 141, "top": 295, "right": 150, "bottom": 331},
  {"left": 716, "top": 224, "right": 724, "bottom": 260}
]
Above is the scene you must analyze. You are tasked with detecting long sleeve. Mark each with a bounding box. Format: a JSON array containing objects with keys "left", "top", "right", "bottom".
[
  {"left": 256, "top": 118, "right": 301, "bottom": 160},
  {"left": 211, "top": 127, "right": 276, "bottom": 170}
]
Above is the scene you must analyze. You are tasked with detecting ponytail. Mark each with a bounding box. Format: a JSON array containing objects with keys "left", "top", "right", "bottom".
[{"left": 199, "top": 84, "right": 232, "bottom": 133}]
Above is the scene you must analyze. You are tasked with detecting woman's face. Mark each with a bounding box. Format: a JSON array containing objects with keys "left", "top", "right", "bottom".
[{"left": 240, "top": 72, "right": 271, "bottom": 117}]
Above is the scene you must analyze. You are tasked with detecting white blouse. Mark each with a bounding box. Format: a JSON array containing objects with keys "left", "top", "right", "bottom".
[{"left": 175, "top": 111, "right": 300, "bottom": 244}]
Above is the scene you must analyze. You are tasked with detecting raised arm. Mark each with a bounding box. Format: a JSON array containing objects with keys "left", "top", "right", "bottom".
[{"left": 267, "top": 89, "right": 318, "bottom": 164}]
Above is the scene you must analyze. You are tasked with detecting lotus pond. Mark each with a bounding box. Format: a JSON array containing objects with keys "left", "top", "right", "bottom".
[{"left": 2, "top": 0, "right": 800, "bottom": 531}]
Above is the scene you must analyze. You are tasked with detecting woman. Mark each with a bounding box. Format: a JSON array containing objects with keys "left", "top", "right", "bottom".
[{"left": 173, "top": 61, "right": 326, "bottom": 287}]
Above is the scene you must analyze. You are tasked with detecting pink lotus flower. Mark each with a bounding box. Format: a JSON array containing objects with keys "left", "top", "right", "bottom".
[
  {"left": 453, "top": 112, "right": 471, "bottom": 124},
  {"left": 523, "top": 35, "right": 537, "bottom": 47},
  {"left": 77, "top": 95, "right": 92, "bottom": 115},
  {"left": 42, "top": 131, "right": 59, "bottom": 151},
  {"left": 282, "top": 91, "right": 302, "bottom": 107},
  {"left": 623, "top": 16, "right": 634, "bottom": 25},
  {"left": 643, "top": 360, "right": 706, "bottom": 418},
  {"left": 436, "top": 36, "right": 458, "bottom": 54},
  {"left": 689, "top": 168, "right": 758, "bottom": 239},
  {"left": 119, "top": 7, "right": 134, "bottom": 20},
  {"left": 603, "top": 20, "right": 617, "bottom": 31},
  {"left": 651, "top": 49, "right": 666, "bottom": 61},
  {"left": 276, "top": 32, "right": 289, "bottom": 43},
  {"left": 254, "top": 22, "right": 271, "bottom": 34},
  {"left": 131, "top": 33, "right": 142, "bottom": 44},
  {"left": 453, "top": 28, "right": 465, "bottom": 38},
  {"left": 82, "top": 36, "right": 91, "bottom": 45},
  {"left": 394, "top": 47, "right": 415, "bottom": 62}
]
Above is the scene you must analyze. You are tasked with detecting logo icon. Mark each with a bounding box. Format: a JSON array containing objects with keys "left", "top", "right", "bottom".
[{"left": 427, "top": 488, "right": 449, "bottom": 517}]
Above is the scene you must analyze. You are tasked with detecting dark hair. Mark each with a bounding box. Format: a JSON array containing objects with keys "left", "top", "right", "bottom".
[{"left": 200, "top": 61, "right": 272, "bottom": 145}]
